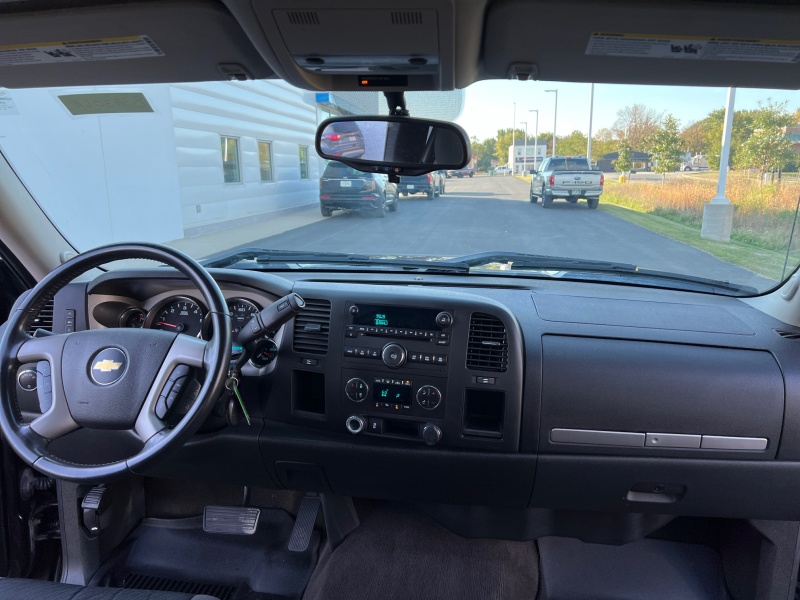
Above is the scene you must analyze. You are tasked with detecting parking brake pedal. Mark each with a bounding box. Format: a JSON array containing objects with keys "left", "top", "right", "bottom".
[
  {"left": 203, "top": 506, "right": 260, "bottom": 535},
  {"left": 288, "top": 495, "right": 321, "bottom": 552}
]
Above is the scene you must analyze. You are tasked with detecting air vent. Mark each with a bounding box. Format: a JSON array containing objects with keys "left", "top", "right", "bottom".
[
  {"left": 28, "top": 298, "right": 54, "bottom": 334},
  {"left": 390, "top": 11, "right": 423, "bottom": 25},
  {"left": 466, "top": 313, "right": 508, "bottom": 372},
  {"left": 776, "top": 329, "right": 800, "bottom": 339},
  {"left": 293, "top": 299, "right": 331, "bottom": 355},
  {"left": 287, "top": 10, "right": 320, "bottom": 25}
]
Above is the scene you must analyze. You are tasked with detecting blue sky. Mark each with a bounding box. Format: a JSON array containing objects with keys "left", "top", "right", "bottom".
[{"left": 456, "top": 80, "right": 800, "bottom": 141}]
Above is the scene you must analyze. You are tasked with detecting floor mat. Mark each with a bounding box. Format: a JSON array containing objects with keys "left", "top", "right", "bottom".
[
  {"left": 94, "top": 508, "right": 319, "bottom": 600},
  {"left": 303, "top": 504, "right": 539, "bottom": 600}
]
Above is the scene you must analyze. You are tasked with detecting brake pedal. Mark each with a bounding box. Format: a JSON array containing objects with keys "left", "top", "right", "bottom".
[
  {"left": 288, "top": 495, "right": 320, "bottom": 552},
  {"left": 203, "top": 506, "right": 260, "bottom": 535}
]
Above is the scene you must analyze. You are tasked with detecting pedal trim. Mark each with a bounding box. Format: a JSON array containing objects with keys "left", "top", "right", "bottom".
[
  {"left": 202, "top": 506, "right": 260, "bottom": 535},
  {"left": 288, "top": 496, "right": 320, "bottom": 552}
]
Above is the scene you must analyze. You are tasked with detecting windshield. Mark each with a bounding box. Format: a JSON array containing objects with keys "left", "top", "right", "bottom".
[{"left": 1, "top": 80, "right": 799, "bottom": 295}]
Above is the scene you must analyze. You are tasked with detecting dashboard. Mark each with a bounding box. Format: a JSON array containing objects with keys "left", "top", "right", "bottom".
[{"left": 16, "top": 267, "right": 800, "bottom": 531}]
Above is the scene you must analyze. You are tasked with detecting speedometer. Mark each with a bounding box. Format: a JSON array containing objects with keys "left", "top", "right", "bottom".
[
  {"left": 150, "top": 297, "right": 205, "bottom": 338},
  {"left": 228, "top": 298, "right": 261, "bottom": 355}
]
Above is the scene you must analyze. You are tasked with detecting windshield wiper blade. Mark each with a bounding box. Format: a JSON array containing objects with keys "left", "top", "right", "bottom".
[
  {"left": 452, "top": 251, "right": 639, "bottom": 272},
  {"left": 452, "top": 251, "right": 757, "bottom": 294},
  {"left": 201, "top": 248, "right": 470, "bottom": 272}
]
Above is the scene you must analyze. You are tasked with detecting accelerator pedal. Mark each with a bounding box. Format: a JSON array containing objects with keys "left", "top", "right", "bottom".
[
  {"left": 202, "top": 505, "right": 260, "bottom": 535},
  {"left": 288, "top": 495, "right": 321, "bottom": 552}
]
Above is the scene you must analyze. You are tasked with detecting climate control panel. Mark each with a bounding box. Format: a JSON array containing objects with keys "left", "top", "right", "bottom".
[{"left": 341, "top": 368, "right": 446, "bottom": 419}]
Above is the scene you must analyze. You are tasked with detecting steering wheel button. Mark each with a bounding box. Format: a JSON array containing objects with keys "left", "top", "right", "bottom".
[{"left": 155, "top": 395, "right": 168, "bottom": 420}]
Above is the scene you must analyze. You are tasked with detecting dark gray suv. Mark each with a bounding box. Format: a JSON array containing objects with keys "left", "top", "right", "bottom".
[{"left": 319, "top": 161, "right": 398, "bottom": 218}]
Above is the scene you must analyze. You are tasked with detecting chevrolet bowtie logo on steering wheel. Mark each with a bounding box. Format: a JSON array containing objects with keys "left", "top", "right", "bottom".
[
  {"left": 93, "top": 359, "right": 122, "bottom": 372},
  {"left": 89, "top": 347, "right": 128, "bottom": 385}
]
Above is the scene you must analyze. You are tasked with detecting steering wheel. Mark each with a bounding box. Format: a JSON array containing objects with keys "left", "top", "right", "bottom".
[{"left": 0, "top": 243, "right": 231, "bottom": 482}]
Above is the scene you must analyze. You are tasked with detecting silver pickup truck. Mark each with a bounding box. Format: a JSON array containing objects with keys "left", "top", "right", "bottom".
[{"left": 529, "top": 156, "right": 604, "bottom": 209}]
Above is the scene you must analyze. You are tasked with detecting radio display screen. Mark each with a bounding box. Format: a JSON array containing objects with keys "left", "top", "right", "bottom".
[
  {"left": 353, "top": 304, "right": 442, "bottom": 330},
  {"left": 374, "top": 382, "right": 411, "bottom": 406}
]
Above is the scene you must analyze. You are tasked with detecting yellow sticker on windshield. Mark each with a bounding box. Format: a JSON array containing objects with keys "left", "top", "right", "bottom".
[
  {"left": 587, "top": 33, "right": 800, "bottom": 63},
  {"left": 0, "top": 36, "right": 164, "bottom": 67}
]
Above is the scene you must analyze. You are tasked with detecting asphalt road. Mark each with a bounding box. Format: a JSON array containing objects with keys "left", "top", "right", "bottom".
[{"left": 248, "top": 175, "right": 769, "bottom": 289}]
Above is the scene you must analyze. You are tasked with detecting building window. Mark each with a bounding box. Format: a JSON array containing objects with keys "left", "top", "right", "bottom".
[
  {"left": 299, "top": 145, "right": 309, "bottom": 180},
  {"left": 258, "top": 140, "right": 274, "bottom": 182},
  {"left": 220, "top": 136, "right": 241, "bottom": 184}
]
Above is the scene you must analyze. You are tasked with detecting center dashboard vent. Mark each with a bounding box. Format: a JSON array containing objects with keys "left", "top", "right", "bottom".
[
  {"left": 293, "top": 299, "right": 331, "bottom": 355},
  {"left": 466, "top": 313, "right": 508, "bottom": 373},
  {"left": 27, "top": 297, "right": 54, "bottom": 334}
]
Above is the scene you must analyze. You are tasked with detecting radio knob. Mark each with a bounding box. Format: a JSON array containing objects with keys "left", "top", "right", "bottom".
[
  {"left": 349, "top": 305, "right": 359, "bottom": 315},
  {"left": 436, "top": 312, "right": 453, "bottom": 328},
  {"left": 345, "top": 378, "right": 368, "bottom": 402},
  {"left": 422, "top": 422, "right": 442, "bottom": 446},
  {"left": 382, "top": 343, "right": 406, "bottom": 368},
  {"left": 346, "top": 415, "right": 365, "bottom": 434}
]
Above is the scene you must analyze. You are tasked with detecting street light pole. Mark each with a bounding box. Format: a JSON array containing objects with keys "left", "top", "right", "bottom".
[
  {"left": 587, "top": 83, "right": 595, "bottom": 162},
  {"left": 529, "top": 109, "right": 539, "bottom": 170},
  {"left": 520, "top": 121, "right": 528, "bottom": 174},
  {"left": 512, "top": 102, "right": 516, "bottom": 172},
  {"left": 545, "top": 89, "right": 558, "bottom": 156}
]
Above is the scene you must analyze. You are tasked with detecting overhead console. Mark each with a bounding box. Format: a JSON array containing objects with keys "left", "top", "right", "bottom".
[
  {"left": 226, "top": 0, "right": 458, "bottom": 91},
  {"left": 265, "top": 284, "right": 525, "bottom": 453}
]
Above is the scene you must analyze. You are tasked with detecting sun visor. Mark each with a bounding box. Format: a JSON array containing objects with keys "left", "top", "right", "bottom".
[
  {"left": 0, "top": 1, "right": 273, "bottom": 89},
  {"left": 484, "top": 0, "right": 800, "bottom": 89}
]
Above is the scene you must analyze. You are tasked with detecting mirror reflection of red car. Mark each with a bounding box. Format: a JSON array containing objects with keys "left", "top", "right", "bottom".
[{"left": 320, "top": 121, "right": 366, "bottom": 158}]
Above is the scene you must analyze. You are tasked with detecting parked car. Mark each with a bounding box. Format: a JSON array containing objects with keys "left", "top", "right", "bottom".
[
  {"left": 397, "top": 171, "right": 445, "bottom": 199},
  {"left": 318, "top": 121, "right": 366, "bottom": 159},
  {"left": 319, "top": 161, "right": 397, "bottom": 217},
  {"left": 494, "top": 166, "right": 512, "bottom": 175},
  {"left": 447, "top": 168, "right": 474, "bottom": 178},
  {"left": 529, "top": 156, "right": 604, "bottom": 209}
]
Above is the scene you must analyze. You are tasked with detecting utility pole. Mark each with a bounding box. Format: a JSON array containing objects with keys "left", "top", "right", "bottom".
[
  {"left": 545, "top": 89, "right": 558, "bottom": 156},
  {"left": 587, "top": 83, "right": 595, "bottom": 162},
  {"left": 529, "top": 109, "right": 539, "bottom": 170}
]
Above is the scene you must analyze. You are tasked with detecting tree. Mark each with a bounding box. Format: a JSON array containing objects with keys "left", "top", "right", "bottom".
[
  {"left": 472, "top": 137, "right": 497, "bottom": 171},
  {"left": 615, "top": 139, "right": 633, "bottom": 177},
  {"left": 494, "top": 128, "right": 527, "bottom": 168},
  {"left": 558, "top": 130, "right": 588, "bottom": 157},
  {"left": 735, "top": 99, "right": 797, "bottom": 179},
  {"left": 648, "top": 114, "right": 684, "bottom": 181},
  {"left": 680, "top": 121, "right": 707, "bottom": 156},
  {"left": 611, "top": 104, "right": 663, "bottom": 151},
  {"left": 693, "top": 108, "right": 757, "bottom": 170},
  {"left": 591, "top": 128, "right": 617, "bottom": 163}
]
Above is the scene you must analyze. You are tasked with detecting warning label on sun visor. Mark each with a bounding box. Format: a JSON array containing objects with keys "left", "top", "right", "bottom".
[
  {"left": 0, "top": 36, "right": 164, "bottom": 67},
  {"left": 587, "top": 33, "right": 800, "bottom": 63}
]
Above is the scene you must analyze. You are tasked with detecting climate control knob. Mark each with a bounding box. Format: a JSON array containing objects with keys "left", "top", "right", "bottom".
[
  {"left": 345, "top": 378, "right": 368, "bottom": 402},
  {"left": 382, "top": 343, "right": 406, "bottom": 368},
  {"left": 416, "top": 385, "right": 442, "bottom": 410},
  {"left": 346, "top": 415, "right": 365, "bottom": 434}
]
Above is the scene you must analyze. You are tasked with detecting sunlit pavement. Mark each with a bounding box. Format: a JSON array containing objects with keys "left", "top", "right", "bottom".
[{"left": 235, "top": 176, "right": 769, "bottom": 288}]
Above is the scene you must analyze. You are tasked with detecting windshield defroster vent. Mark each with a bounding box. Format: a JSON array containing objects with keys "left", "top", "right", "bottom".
[
  {"left": 775, "top": 329, "right": 800, "bottom": 340},
  {"left": 293, "top": 299, "right": 331, "bottom": 355},
  {"left": 391, "top": 11, "right": 423, "bottom": 25},
  {"left": 466, "top": 313, "right": 508, "bottom": 373},
  {"left": 27, "top": 297, "right": 54, "bottom": 334}
]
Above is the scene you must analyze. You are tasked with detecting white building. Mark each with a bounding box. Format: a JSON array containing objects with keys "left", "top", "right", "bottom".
[{"left": 508, "top": 141, "right": 548, "bottom": 174}]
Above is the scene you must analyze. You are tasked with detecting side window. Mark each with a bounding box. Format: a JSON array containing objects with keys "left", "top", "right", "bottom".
[
  {"left": 299, "top": 145, "right": 309, "bottom": 180},
  {"left": 258, "top": 140, "right": 274, "bottom": 182},
  {"left": 220, "top": 136, "right": 241, "bottom": 184}
]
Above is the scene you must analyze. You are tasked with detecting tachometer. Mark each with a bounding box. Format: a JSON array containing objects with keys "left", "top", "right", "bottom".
[
  {"left": 150, "top": 297, "right": 205, "bottom": 338},
  {"left": 228, "top": 298, "right": 261, "bottom": 355}
]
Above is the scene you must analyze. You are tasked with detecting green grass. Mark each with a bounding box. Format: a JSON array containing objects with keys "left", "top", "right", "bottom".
[{"left": 599, "top": 203, "right": 799, "bottom": 282}]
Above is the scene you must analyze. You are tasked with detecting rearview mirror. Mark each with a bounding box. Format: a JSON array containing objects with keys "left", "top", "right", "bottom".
[{"left": 316, "top": 116, "right": 471, "bottom": 176}]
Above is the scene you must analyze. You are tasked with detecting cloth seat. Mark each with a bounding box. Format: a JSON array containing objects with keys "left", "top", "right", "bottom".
[{"left": 0, "top": 578, "right": 218, "bottom": 600}]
